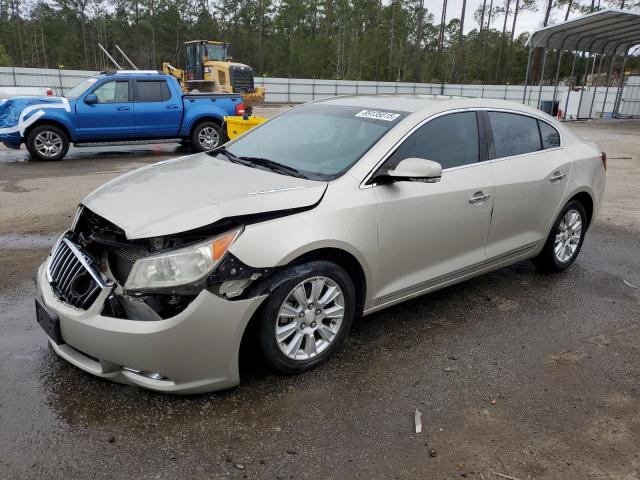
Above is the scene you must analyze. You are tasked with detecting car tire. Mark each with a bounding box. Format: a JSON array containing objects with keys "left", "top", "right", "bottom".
[
  {"left": 191, "top": 122, "right": 222, "bottom": 152},
  {"left": 26, "top": 125, "right": 69, "bottom": 161},
  {"left": 257, "top": 261, "right": 356, "bottom": 374},
  {"left": 534, "top": 200, "right": 588, "bottom": 273}
]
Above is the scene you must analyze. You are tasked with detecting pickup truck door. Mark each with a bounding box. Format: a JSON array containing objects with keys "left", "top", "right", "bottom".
[
  {"left": 75, "top": 79, "right": 135, "bottom": 140},
  {"left": 133, "top": 79, "right": 182, "bottom": 138}
]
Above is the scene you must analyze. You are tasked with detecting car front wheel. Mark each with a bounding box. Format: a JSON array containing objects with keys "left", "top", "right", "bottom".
[
  {"left": 26, "top": 125, "right": 69, "bottom": 161},
  {"left": 534, "top": 200, "right": 588, "bottom": 272},
  {"left": 257, "top": 261, "right": 356, "bottom": 374}
]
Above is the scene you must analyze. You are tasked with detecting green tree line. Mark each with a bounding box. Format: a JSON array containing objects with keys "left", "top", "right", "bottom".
[{"left": 0, "top": 0, "right": 637, "bottom": 84}]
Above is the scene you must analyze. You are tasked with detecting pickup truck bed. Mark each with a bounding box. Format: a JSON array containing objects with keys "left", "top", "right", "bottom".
[{"left": 0, "top": 72, "right": 244, "bottom": 161}]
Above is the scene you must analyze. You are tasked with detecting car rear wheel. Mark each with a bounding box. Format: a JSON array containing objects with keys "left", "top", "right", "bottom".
[
  {"left": 191, "top": 122, "right": 221, "bottom": 152},
  {"left": 257, "top": 261, "right": 355, "bottom": 374},
  {"left": 26, "top": 125, "right": 69, "bottom": 161},
  {"left": 534, "top": 200, "right": 587, "bottom": 272}
]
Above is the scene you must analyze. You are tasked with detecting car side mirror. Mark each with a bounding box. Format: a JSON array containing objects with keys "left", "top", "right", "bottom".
[
  {"left": 84, "top": 94, "right": 97, "bottom": 105},
  {"left": 377, "top": 158, "right": 443, "bottom": 184}
]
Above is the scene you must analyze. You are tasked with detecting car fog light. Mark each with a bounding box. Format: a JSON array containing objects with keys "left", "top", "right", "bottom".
[{"left": 123, "top": 367, "right": 168, "bottom": 381}]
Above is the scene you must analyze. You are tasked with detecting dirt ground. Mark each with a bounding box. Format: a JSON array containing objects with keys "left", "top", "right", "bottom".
[{"left": 0, "top": 115, "right": 639, "bottom": 480}]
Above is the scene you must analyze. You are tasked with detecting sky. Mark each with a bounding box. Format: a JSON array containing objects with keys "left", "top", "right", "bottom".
[{"left": 427, "top": 0, "right": 592, "bottom": 36}]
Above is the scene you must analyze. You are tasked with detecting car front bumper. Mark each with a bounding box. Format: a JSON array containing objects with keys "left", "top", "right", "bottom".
[{"left": 36, "top": 262, "right": 266, "bottom": 394}]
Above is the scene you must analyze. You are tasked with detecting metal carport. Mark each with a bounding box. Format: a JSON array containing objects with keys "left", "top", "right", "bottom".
[{"left": 522, "top": 9, "right": 640, "bottom": 120}]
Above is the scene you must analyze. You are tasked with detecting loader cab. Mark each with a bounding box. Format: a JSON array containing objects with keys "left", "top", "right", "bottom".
[{"left": 184, "top": 41, "right": 229, "bottom": 81}]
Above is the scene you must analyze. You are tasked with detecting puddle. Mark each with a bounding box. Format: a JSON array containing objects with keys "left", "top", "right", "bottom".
[
  {"left": 0, "top": 143, "right": 184, "bottom": 163},
  {"left": 0, "top": 233, "right": 59, "bottom": 249}
]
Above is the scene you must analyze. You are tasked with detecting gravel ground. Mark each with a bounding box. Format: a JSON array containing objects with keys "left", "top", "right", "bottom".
[{"left": 0, "top": 115, "right": 639, "bottom": 480}]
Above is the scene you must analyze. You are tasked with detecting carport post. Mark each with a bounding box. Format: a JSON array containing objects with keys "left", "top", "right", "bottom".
[
  {"left": 536, "top": 48, "right": 548, "bottom": 109},
  {"left": 613, "top": 53, "right": 628, "bottom": 118},
  {"left": 523, "top": 33, "right": 547, "bottom": 105},
  {"left": 522, "top": 45, "right": 533, "bottom": 104},
  {"left": 601, "top": 54, "right": 616, "bottom": 118},
  {"left": 576, "top": 53, "right": 591, "bottom": 120},
  {"left": 551, "top": 50, "right": 564, "bottom": 107},
  {"left": 563, "top": 51, "right": 578, "bottom": 120},
  {"left": 588, "top": 54, "right": 605, "bottom": 119}
]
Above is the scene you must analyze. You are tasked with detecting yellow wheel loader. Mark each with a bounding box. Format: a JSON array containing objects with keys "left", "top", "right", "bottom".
[{"left": 163, "top": 40, "right": 265, "bottom": 106}]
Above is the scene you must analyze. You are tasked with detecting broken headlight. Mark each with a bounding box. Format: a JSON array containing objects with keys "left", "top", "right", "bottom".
[{"left": 124, "top": 228, "right": 242, "bottom": 291}]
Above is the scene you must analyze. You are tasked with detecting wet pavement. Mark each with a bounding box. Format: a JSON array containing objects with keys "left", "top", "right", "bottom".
[{"left": 1, "top": 120, "right": 639, "bottom": 479}]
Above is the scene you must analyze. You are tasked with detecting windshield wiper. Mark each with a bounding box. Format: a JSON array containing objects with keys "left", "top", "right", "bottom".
[
  {"left": 210, "top": 148, "right": 307, "bottom": 179},
  {"left": 238, "top": 156, "right": 307, "bottom": 178},
  {"left": 210, "top": 146, "right": 241, "bottom": 163}
]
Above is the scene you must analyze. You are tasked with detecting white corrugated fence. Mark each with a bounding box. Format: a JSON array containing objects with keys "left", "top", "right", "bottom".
[{"left": 1, "top": 66, "right": 636, "bottom": 118}]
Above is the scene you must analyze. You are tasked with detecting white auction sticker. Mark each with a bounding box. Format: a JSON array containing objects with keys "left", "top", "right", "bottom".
[{"left": 355, "top": 109, "right": 401, "bottom": 122}]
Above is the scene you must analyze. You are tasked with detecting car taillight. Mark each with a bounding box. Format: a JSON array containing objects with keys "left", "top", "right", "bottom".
[
  {"left": 46, "top": 88, "right": 53, "bottom": 96},
  {"left": 601, "top": 151, "right": 607, "bottom": 171},
  {"left": 235, "top": 102, "right": 245, "bottom": 116}
]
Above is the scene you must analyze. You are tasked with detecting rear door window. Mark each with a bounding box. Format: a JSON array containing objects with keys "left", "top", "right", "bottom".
[
  {"left": 488, "top": 111, "right": 541, "bottom": 158},
  {"left": 538, "top": 120, "right": 561, "bottom": 149},
  {"left": 134, "top": 80, "right": 171, "bottom": 102},
  {"left": 387, "top": 111, "right": 480, "bottom": 170}
]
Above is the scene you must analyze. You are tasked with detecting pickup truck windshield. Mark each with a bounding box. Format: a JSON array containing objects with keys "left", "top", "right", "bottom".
[
  {"left": 222, "top": 104, "right": 407, "bottom": 181},
  {"left": 64, "top": 77, "right": 98, "bottom": 99}
]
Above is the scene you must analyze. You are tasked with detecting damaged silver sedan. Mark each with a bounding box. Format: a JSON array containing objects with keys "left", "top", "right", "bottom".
[{"left": 35, "top": 96, "right": 606, "bottom": 393}]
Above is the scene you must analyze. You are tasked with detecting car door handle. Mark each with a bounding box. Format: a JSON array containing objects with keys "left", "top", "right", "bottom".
[
  {"left": 166, "top": 104, "right": 179, "bottom": 110},
  {"left": 469, "top": 191, "right": 492, "bottom": 204},
  {"left": 117, "top": 106, "right": 131, "bottom": 111},
  {"left": 550, "top": 171, "right": 567, "bottom": 182}
]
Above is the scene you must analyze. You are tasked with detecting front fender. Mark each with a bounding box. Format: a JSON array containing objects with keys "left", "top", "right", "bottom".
[
  {"left": 0, "top": 96, "right": 74, "bottom": 141},
  {"left": 228, "top": 179, "right": 379, "bottom": 310}
]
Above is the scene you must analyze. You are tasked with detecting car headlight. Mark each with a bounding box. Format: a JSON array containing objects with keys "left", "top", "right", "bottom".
[{"left": 124, "top": 228, "right": 242, "bottom": 290}]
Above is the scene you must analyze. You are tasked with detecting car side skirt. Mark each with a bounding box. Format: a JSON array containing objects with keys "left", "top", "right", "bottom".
[{"left": 364, "top": 241, "right": 539, "bottom": 315}]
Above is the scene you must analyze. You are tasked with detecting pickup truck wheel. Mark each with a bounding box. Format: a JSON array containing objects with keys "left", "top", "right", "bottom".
[
  {"left": 26, "top": 125, "right": 69, "bottom": 161},
  {"left": 192, "top": 122, "right": 221, "bottom": 152}
]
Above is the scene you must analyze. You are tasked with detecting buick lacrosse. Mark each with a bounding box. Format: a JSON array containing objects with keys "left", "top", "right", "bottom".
[{"left": 35, "top": 96, "right": 606, "bottom": 393}]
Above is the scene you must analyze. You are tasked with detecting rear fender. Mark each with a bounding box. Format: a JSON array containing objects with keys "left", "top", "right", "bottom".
[{"left": 180, "top": 98, "right": 241, "bottom": 137}]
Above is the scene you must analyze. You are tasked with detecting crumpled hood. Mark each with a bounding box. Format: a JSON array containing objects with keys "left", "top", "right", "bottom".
[{"left": 82, "top": 153, "right": 327, "bottom": 239}]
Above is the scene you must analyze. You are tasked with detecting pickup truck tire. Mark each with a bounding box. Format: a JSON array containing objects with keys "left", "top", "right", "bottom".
[
  {"left": 191, "top": 122, "right": 221, "bottom": 152},
  {"left": 26, "top": 125, "right": 69, "bottom": 161}
]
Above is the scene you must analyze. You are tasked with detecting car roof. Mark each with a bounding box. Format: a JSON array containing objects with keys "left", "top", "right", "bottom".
[{"left": 315, "top": 95, "right": 554, "bottom": 119}]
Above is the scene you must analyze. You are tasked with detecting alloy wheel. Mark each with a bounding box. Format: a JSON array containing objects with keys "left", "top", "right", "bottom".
[
  {"left": 197, "top": 126, "right": 220, "bottom": 150},
  {"left": 275, "top": 276, "right": 345, "bottom": 361},
  {"left": 554, "top": 208, "right": 582, "bottom": 263},
  {"left": 34, "top": 131, "right": 64, "bottom": 158}
]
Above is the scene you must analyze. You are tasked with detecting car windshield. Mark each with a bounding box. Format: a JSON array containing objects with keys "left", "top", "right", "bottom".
[
  {"left": 219, "top": 104, "right": 407, "bottom": 181},
  {"left": 64, "top": 77, "right": 99, "bottom": 99}
]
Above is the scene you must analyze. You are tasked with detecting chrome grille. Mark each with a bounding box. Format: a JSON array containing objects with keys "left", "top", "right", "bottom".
[{"left": 46, "top": 239, "right": 107, "bottom": 309}]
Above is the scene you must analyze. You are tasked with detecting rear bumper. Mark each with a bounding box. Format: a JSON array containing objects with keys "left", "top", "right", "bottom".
[{"left": 36, "top": 262, "right": 266, "bottom": 394}]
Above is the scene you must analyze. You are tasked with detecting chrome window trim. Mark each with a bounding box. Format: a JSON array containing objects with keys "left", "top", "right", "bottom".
[
  {"left": 360, "top": 107, "right": 565, "bottom": 189},
  {"left": 485, "top": 109, "right": 564, "bottom": 160}
]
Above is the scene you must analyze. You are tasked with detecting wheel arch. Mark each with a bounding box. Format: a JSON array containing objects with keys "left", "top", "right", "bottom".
[
  {"left": 237, "top": 246, "right": 369, "bottom": 369},
  {"left": 188, "top": 115, "right": 224, "bottom": 139},
  {"left": 567, "top": 190, "right": 594, "bottom": 228},
  {"left": 24, "top": 119, "right": 72, "bottom": 144}
]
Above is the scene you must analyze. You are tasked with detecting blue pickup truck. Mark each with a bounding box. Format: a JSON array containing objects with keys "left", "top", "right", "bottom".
[{"left": 0, "top": 71, "right": 244, "bottom": 161}]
